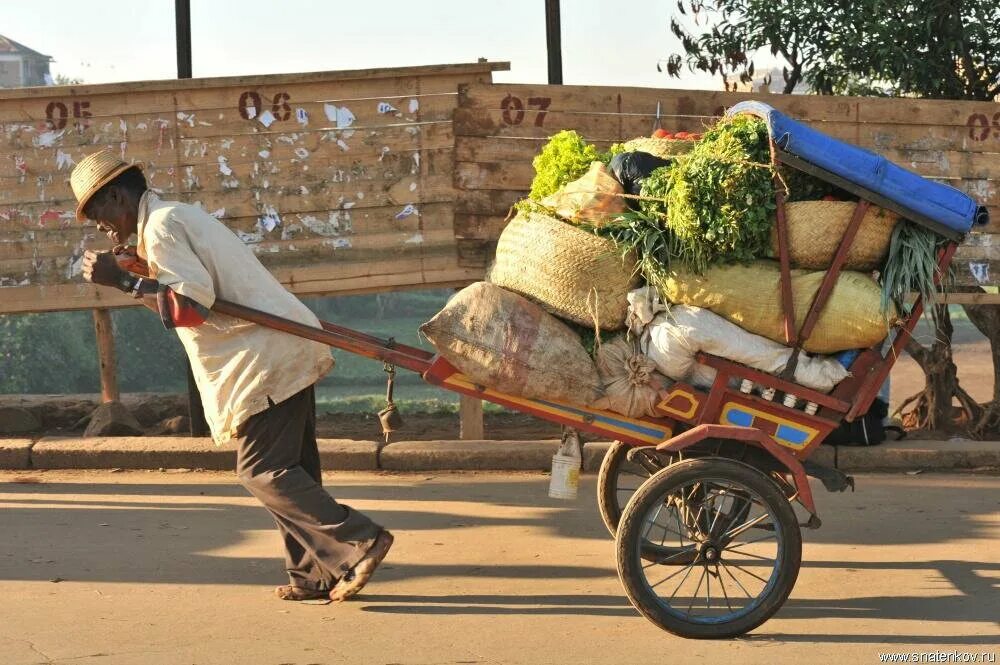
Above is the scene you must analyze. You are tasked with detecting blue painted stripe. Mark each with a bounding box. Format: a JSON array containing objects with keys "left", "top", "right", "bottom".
[
  {"left": 725, "top": 409, "right": 754, "bottom": 427},
  {"left": 534, "top": 399, "right": 668, "bottom": 439},
  {"left": 776, "top": 424, "right": 809, "bottom": 445}
]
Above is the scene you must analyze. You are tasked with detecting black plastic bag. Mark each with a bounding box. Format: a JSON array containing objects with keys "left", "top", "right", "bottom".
[
  {"left": 823, "top": 398, "right": 903, "bottom": 446},
  {"left": 609, "top": 152, "right": 673, "bottom": 209}
]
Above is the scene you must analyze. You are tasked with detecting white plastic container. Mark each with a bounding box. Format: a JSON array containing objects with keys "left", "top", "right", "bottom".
[{"left": 549, "top": 429, "right": 582, "bottom": 500}]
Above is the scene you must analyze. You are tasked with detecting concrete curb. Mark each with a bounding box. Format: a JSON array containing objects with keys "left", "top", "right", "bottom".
[
  {"left": 0, "top": 439, "right": 32, "bottom": 470},
  {"left": 1, "top": 436, "right": 998, "bottom": 473},
  {"left": 380, "top": 440, "right": 561, "bottom": 471}
]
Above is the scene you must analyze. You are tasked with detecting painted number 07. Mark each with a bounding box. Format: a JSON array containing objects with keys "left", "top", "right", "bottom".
[{"left": 501, "top": 94, "right": 551, "bottom": 127}]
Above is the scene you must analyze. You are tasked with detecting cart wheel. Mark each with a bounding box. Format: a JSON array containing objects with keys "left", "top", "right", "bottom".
[
  {"left": 616, "top": 457, "right": 801, "bottom": 639},
  {"left": 597, "top": 441, "right": 672, "bottom": 536}
]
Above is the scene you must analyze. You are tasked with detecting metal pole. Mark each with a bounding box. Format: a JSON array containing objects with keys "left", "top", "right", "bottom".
[
  {"left": 545, "top": 0, "right": 563, "bottom": 84},
  {"left": 175, "top": 0, "right": 192, "bottom": 79},
  {"left": 175, "top": 0, "right": 206, "bottom": 435}
]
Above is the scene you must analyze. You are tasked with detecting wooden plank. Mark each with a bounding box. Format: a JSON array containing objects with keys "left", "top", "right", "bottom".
[
  {"left": 92, "top": 308, "right": 119, "bottom": 403},
  {"left": 0, "top": 62, "right": 508, "bottom": 103},
  {"left": 459, "top": 83, "right": 1000, "bottom": 129},
  {"left": 459, "top": 395, "right": 485, "bottom": 440}
]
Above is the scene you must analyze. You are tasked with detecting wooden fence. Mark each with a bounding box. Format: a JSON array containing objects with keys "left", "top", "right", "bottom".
[
  {"left": 453, "top": 84, "right": 1000, "bottom": 301},
  {"left": 0, "top": 62, "right": 507, "bottom": 315}
]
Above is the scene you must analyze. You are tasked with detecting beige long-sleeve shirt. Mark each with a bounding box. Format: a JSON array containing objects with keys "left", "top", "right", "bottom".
[{"left": 136, "top": 191, "right": 334, "bottom": 443}]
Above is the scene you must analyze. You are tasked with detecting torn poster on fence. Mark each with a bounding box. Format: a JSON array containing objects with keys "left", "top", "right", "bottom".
[
  {"left": 257, "top": 110, "right": 276, "bottom": 128},
  {"left": 395, "top": 204, "right": 418, "bottom": 220},
  {"left": 324, "top": 103, "right": 355, "bottom": 128},
  {"left": 377, "top": 101, "right": 398, "bottom": 114}
]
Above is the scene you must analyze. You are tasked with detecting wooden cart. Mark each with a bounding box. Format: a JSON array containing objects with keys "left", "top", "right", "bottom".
[{"left": 195, "top": 101, "right": 987, "bottom": 639}]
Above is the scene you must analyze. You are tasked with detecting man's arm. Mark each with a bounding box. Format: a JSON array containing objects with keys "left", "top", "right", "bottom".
[{"left": 81, "top": 250, "right": 206, "bottom": 327}]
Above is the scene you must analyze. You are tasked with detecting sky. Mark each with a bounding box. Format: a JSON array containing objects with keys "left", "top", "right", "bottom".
[{"left": 2, "top": 0, "right": 722, "bottom": 90}]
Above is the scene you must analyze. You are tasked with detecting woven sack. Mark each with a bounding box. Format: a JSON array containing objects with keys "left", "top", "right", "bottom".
[
  {"left": 591, "top": 336, "right": 670, "bottom": 418},
  {"left": 540, "top": 161, "right": 628, "bottom": 226},
  {"left": 769, "top": 201, "right": 899, "bottom": 270},
  {"left": 622, "top": 137, "right": 695, "bottom": 159},
  {"left": 659, "top": 260, "right": 898, "bottom": 354},
  {"left": 420, "top": 282, "right": 603, "bottom": 405},
  {"left": 488, "top": 211, "right": 639, "bottom": 330}
]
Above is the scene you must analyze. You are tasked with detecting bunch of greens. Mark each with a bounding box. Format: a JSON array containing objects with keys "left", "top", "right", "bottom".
[
  {"left": 778, "top": 166, "right": 852, "bottom": 202},
  {"left": 586, "top": 211, "right": 679, "bottom": 296},
  {"left": 527, "top": 130, "right": 602, "bottom": 201},
  {"left": 657, "top": 114, "right": 776, "bottom": 272},
  {"left": 880, "top": 220, "right": 948, "bottom": 312},
  {"left": 526, "top": 131, "right": 628, "bottom": 202}
]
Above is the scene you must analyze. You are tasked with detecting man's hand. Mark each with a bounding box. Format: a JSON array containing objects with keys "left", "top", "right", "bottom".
[{"left": 82, "top": 250, "right": 128, "bottom": 288}]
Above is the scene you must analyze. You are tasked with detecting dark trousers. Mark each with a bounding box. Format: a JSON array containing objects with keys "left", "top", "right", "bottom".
[{"left": 235, "top": 385, "right": 380, "bottom": 591}]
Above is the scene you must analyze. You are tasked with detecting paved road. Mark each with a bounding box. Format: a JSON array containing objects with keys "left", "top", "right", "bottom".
[{"left": 0, "top": 469, "right": 997, "bottom": 665}]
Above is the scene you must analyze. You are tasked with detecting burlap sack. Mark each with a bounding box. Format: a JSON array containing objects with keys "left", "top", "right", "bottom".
[
  {"left": 541, "top": 161, "right": 628, "bottom": 225},
  {"left": 769, "top": 201, "right": 899, "bottom": 271},
  {"left": 420, "top": 282, "right": 603, "bottom": 405},
  {"left": 659, "top": 261, "right": 897, "bottom": 354},
  {"left": 488, "top": 211, "right": 639, "bottom": 330},
  {"left": 591, "top": 336, "right": 669, "bottom": 418}
]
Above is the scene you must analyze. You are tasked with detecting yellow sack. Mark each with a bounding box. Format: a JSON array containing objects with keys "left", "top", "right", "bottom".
[
  {"left": 659, "top": 261, "right": 897, "bottom": 354},
  {"left": 541, "top": 161, "right": 627, "bottom": 226}
]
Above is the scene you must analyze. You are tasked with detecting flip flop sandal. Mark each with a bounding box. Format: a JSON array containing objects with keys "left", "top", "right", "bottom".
[
  {"left": 274, "top": 585, "right": 329, "bottom": 601},
  {"left": 329, "top": 530, "right": 394, "bottom": 602}
]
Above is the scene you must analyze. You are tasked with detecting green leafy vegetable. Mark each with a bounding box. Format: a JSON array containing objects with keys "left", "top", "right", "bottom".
[
  {"left": 528, "top": 130, "right": 602, "bottom": 201},
  {"left": 880, "top": 220, "right": 947, "bottom": 312},
  {"left": 657, "top": 114, "right": 776, "bottom": 272}
]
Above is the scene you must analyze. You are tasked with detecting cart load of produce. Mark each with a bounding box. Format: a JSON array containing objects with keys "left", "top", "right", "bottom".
[{"left": 421, "top": 110, "right": 948, "bottom": 419}]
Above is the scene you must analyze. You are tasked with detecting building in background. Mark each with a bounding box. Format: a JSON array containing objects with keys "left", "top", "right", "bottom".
[{"left": 0, "top": 34, "right": 52, "bottom": 87}]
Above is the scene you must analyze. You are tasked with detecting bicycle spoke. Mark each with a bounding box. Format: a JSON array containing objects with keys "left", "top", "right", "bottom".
[
  {"left": 686, "top": 566, "right": 708, "bottom": 616},
  {"left": 724, "top": 547, "right": 775, "bottom": 561},
  {"left": 666, "top": 558, "right": 699, "bottom": 599},
  {"left": 641, "top": 546, "right": 696, "bottom": 569},
  {"left": 722, "top": 511, "right": 772, "bottom": 542},
  {"left": 716, "top": 563, "right": 734, "bottom": 612},
  {"left": 720, "top": 560, "right": 754, "bottom": 598},
  {"left": 727, "top": 561, "right": 771, "bottom": 585},
  {"left": 728, "top": 532, "right": 777, "bottom": 549},
  {"left": 649, "top": 558, "right": 697, "bottom": 590}
]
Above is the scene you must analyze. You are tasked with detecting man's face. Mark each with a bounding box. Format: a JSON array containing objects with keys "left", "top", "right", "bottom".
[{"left": 86, "top": 187, "right": 138, "bottom": 245}]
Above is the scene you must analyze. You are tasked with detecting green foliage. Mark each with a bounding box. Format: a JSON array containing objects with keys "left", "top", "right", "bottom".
[
  {"left": 666, "top": 0, "right": 1000, "bottom": 101},
  {"left": 779, "top": 166, "right": 850, "bottom": 202},
  {"left": 661, "top": 115, "right": 776, "bottom": 272},
  {"left": 528, "top": 130, "right": 601, "bottom": 201},
  {"left": 0, "top": 291, "right": 451, "bottom": 396}
]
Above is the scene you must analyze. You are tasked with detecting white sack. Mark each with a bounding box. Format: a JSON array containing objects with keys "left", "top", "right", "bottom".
[
  {"left": 646, "top": 305, "right": 849, "bottom": 392},
  {"left": 592, "top": 336, "right": 671, "bottom": 418}
]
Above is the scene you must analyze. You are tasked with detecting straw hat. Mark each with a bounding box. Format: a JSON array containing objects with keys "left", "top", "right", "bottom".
[{"left": 70, "top": 149, "right": 142, "bottom": 221}]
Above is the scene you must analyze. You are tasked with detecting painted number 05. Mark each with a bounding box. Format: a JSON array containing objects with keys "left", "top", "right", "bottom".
[
  {"left": 501, "top": 94, "right": 551, "bottom": 127},
  {"left": 966, "top": 112, "right": 1000, "bottom": 141}
]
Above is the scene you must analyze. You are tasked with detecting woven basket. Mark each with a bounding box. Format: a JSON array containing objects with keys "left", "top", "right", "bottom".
[
  {"left": 488, "top": 211, "right": 639, "bottom": 330},
  {"left": 622, "top": 136, "right": 695, "bottom": 159},
  {"left": 770, "top": 201, "right": 899, "bottom": 271}
]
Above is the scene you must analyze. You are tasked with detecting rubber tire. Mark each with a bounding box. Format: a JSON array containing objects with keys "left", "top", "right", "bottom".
[
  {"left": 597, "top": 441, "right": 660, "bottom": 536},
  {"left": 615, "top": 457, "right": 802, "bottom": 639}
]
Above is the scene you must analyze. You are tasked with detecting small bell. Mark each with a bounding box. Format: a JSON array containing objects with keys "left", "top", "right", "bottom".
[{"left": 378, "top": 363, "right": 403, "bottom": 442}]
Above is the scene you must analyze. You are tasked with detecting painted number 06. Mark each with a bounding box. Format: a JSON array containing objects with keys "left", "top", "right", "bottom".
[{"left": 501, "top": 94, "right": 551, "bottom": 127}]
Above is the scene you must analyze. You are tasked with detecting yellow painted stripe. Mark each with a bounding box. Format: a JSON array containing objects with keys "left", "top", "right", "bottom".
[{"left": 442, "top": 374, "right": 668, "bottom": 444}]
